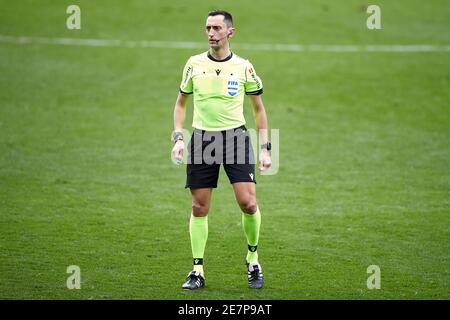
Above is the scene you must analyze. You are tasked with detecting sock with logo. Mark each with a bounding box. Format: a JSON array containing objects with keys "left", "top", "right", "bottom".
[
  {"left": 190, "top": 214, "right": 208, "bottom": 277},
  {"left": 242, "top": 206, "right": 261, "bottom": 263}
]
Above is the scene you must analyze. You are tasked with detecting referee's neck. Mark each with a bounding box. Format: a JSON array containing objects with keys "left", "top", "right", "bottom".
[{"left": 208, "top": 47, "right": 232, "bottom": 61}]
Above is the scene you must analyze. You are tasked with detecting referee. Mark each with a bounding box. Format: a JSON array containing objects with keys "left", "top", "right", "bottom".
[{"left": 171, "top": 10, "right": 272, "bottom": 290}]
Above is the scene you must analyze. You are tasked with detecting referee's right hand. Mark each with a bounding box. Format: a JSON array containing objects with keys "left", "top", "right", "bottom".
[{"left": 172, "top": 140, "right": 184, "bottom": 165}]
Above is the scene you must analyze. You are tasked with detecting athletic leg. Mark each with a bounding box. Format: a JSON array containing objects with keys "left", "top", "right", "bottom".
[
  {"left": 232, "top": 182, "right": 263, "bottom": 288},
  {"left": 182, "top": 188, "right": 212, "bottom": 290},
  {"left": 189, "top": 188, "right": 211, "bottom": 274},
  {"left": 232, "top": 182, "right": 261, "bottom": 263},
  {"left": 183, "top": 128, "right": 220, "bottom": 289}
]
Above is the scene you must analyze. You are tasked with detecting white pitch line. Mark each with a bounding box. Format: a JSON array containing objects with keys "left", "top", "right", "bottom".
[{"left": 0, "top": 35, "right": 449, "bottom": 52}]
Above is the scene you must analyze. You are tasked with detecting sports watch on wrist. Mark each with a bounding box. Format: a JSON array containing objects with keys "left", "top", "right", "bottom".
[
  {"left": 261, "top": 142, "right": 272, "bottom": 151},
  {"left": 172, "top": 131, "right": 183, "bottom": 142}
]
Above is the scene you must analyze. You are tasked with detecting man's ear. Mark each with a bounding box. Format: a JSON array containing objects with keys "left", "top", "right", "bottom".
[{"left": 228, "top": 27, "right": 236, "bottom": 38}]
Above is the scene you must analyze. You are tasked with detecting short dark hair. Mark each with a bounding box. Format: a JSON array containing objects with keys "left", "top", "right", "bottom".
[{"left": 207, "top": 10, "right": 233, "bottom": 27}]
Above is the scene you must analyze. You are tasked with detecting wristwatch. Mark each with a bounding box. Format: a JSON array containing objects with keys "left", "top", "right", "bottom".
[
  {"left": 261, "top": 142, "right": 272, "bottom": 151},
  {"left": 172, "top": 131, "right": 183, "bottom": 142}
]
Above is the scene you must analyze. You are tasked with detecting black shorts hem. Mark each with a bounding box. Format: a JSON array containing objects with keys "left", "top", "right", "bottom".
[
  {"left": 185, "top": 184, "right": 218, "bottom": 189},
  {"left": 229, "top": 179, "right": 257, "bottom": 185}
]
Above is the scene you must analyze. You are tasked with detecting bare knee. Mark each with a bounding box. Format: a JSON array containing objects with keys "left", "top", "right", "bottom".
[
  {"left": 192, "top": 202, "right": 209, "bottom": 217},
  {"left": 239, "top": 199, "right": 258, "bottom": 214}
]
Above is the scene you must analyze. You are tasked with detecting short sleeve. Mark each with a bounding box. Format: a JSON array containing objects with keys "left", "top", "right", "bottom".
[
  {"left": 179, "top": 58, "right": 193, "bottom": 95},
  {"left": 244, "top": 61, "right": 263, "bottom": 95}
]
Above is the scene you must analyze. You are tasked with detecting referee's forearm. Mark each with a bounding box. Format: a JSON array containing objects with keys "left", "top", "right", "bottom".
[
  {"left": 249, "top": 95, "right": 269, "bottom": 144},
  {"left": 174, "top": 104, "right": 186, "bottom": 131},
  {"left": 254, "top": 108, "right": 269, "bottom": 145},
  {"left": 173, "top": 93, "right": 188, "bottom": 131}
]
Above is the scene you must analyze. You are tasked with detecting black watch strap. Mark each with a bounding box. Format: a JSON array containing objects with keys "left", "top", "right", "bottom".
[
  {"left": 261, "top": 142, "right": 271, "bottom": 150},
  {"left": 172, "top": 131, "right": 183, "bottom": 142}
]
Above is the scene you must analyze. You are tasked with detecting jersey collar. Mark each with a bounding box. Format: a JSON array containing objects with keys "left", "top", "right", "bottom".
[{"left": 207, "top": 51, "right": 233, "bottom": 62}]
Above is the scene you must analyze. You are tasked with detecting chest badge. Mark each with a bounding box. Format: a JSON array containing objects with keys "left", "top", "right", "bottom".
[{"left": 227, "top": 80, "right": 239, "bottom": 96}]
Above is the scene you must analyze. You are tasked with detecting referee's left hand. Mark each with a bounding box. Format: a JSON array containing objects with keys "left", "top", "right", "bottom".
[{"left": 259, "top": 150, "right": 272, "bottom": 172}]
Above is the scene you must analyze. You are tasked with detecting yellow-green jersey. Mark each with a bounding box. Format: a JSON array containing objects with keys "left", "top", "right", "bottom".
[{"left": 179, "top": 51, "right": 263, "bottom": 131}]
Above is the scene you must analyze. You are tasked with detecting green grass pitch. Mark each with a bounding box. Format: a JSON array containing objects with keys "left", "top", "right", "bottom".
[{"left": 0, "top": 0, "right": 449, "bottom": 299}]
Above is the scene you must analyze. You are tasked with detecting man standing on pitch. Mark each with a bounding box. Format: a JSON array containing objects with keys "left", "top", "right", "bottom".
[{"left": 171, "top": 10, "right": 272, "bottom": 290}]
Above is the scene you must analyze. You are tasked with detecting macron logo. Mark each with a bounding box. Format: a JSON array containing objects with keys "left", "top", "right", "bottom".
[{"left": 249, "top": 173, "right": 254, "bottom": 181}]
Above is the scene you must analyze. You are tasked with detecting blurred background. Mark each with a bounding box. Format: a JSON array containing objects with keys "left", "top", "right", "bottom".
[{"left": 0, "top": 0, "right": 449, "bottom": 299}]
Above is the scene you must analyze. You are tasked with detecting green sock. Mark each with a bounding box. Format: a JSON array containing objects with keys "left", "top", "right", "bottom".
[
  {"left": 189, "top": 214, "right": 208, "bottom": 277},
  {"left": 242, "top": 207, "right": 261, "bottom": 263}
]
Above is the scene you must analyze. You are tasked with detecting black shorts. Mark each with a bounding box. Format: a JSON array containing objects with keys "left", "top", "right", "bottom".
[{"left": 185, "top": 125, "right": 256, "bottom": 189}]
